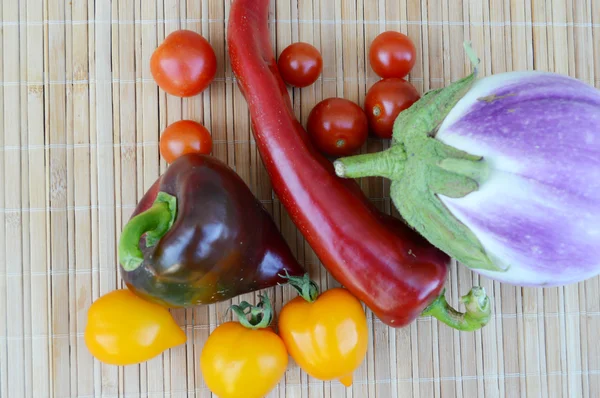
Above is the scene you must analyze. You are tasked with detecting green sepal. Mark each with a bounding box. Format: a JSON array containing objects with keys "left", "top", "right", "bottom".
[
  {"left": 228, "top": 294, "right": 274, "bottom": 330},
  {"left": 278, "top": 271, "right": 319, "bottom": 303},
  {"left": 334, "top": 42, "right": 507, "bottom": 273}
]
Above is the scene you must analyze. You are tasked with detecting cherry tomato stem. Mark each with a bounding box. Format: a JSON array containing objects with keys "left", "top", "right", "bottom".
[{"left": 307, "top": 98, "right": 369, "bottom": 157}]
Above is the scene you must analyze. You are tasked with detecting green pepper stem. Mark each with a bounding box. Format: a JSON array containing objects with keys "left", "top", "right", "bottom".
[
  {"left": 118, "top": 192, "right": 177, "bottom": 272},
  {"left": 421, "top": 287, "right": 491, "bottom": 331},
  {"left": 228, "top": 294, "right": 274, "bottom": 329},
  {"left": 279, "top": 271, "right": 319, "bottom": 302}
]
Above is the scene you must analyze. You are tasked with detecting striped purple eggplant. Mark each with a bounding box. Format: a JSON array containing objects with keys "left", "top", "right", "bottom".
[{"left": 334, "top": 44, "right": 600, "bottom": 287}]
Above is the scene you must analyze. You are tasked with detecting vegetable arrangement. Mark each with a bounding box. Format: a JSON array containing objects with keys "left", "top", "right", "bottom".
[
  {"left": 335, "top": 44, "right": 600, "bottom": 287},
  {"left": 227, "top": 0, "right": 487, "bottom": 330},
  {"left": 81, "top": 0, "right": 600, "bottom": 395}
]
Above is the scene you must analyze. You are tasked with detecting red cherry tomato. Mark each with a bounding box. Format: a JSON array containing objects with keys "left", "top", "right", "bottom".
[
  {"left": 150, "top": 30, "right": 217, "bottom": 97},
  {"left": 307, "top": 98, "right": 368, "bottom": 157},
  {"left": 364, "top": 78, "right": 420, "bottom": 139},
  {"left": 277, "top": 42, "right": 323, "bottom": 88},
  {"left": 159, "top": 120, "right": 213, "bottom": 163},
  {"left": 369, "top": 31, "right": 416, "bottom": 79}
]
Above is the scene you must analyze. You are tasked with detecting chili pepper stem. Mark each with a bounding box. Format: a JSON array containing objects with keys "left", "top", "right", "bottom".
[
  {"left": 228, "top": 294, "right": 274, "bottom": 329},
  {"left": 421, "top": 287, "right": 491, "bottom": 331},
  {"left": 118, "top": 192, "right": 177, "bottom": 272}
]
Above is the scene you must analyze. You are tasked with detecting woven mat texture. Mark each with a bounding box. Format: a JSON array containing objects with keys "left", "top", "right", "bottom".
[{"left": 1, "top": 0, "right": 599, "bottom": 397}]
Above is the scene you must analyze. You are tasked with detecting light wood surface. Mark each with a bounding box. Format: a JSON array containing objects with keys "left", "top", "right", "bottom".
[{"left": 1, "top": 0, "right": 599, "bottom": 397}]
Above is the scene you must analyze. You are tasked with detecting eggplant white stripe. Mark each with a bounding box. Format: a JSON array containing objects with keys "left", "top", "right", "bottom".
[{"left": 436, "top": 72, "right": 600, "bottom": 286}]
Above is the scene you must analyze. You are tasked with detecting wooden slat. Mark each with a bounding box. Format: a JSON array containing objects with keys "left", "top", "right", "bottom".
[
  {"left": 3, "top": 0, "right": 25, "bottom": 397},
  {"left": 70, "top": 0, "right": 93, "bottom": 393},
  {"left": 25, "top": 0, "right": 51, "bottom": 396},
  {"left": 0, "top": 0, "right": 6, "bottom": 394}
]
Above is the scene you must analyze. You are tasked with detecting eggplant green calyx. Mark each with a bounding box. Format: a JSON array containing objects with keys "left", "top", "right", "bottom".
[
  {"left": 421, "top": 287, "right": 491, "bottom": 331},
  {"left": 118, "top": 192, "right": 177, "bottom": 272},
  {"left": 279, "top": 271, "right": 319, "bottom": 303},
  {"left": 333, "top": 42, "right": 505, "bottom": 273},
  {"left": 228, "top": 294, "right": 274, "bottom": 329}
]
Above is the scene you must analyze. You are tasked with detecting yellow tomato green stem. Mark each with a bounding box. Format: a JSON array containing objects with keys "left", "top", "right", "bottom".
[
  {"left": 279, "top": 271, "right": 319, "bottom": 302},
  {"left": 228, "top": 293, "right": 274, "bottom": 329}
]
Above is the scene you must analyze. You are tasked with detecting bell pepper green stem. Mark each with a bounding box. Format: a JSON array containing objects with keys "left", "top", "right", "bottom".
[
  {"left": 421, "top": 287, "right": 491, "bottom": 331},
  {"left": 118, "top": 192, "right": 177, "bottom": 272},
  {"left": 229, "top": 294, "right": 274, "bottom": 329},
  {"left": 278, "top": 271, "right": 319, "bottom": 302}
]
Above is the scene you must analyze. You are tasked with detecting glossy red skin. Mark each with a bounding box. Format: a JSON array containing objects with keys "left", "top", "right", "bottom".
[
  {"left": 150, "top": 30, "right": 217, "bottom": 97},
  {"left": 277, "top": 42, "right": 323, "bottom": 87},
  {"left": 307, "top": 98, "right": 369, "bottom": 157},
  {"left": 369, "top": 31, "right": 416, "bottom": 79},
  {"left": 365, "top": 78, "right": 421, "bottom": 139},
  {"left": 160, "top": 120, "right": 213, "bottom": 163},
  {"left": 228, "top": 0, "right": 449, "bottom": 327},
  {"left": 120, "top": 154, "right": 304, "bottom": 307}
]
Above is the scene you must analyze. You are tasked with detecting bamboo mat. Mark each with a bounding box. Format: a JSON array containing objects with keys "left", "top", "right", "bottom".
[{"left": 1, "top": 0, "right": 599, "bottom": 397}]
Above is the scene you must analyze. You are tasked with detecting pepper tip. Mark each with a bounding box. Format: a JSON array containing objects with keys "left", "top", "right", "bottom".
[{"left": 339, "top": 374, "right": 353, "bottom": 387}]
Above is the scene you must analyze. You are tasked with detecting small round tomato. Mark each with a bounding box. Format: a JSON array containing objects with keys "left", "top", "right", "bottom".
[
  {"left": 278, "top": 273, "right": 368, "bottom": 387},
  {"left": 364, "top": 78, "right": 420, "bottom": 139},
  {"left": 307, "top": 98, "right": 368, "bottom": 156},
  {"left": 84, "top": 289, "right": 186, "bottom": 365},
  {"left": 369, "top": 31, "right": 416, "bottom": 79},
  {"left": 277, "top": 42, "right": 323, "bottom": 87},
  {"left": 150, "top": 30, "right": 217, "bottom": 97},
  {"left": 159, "top": 120, "right": 213, "bottom": 163},
  {"left": 200, "top": 295, "right": 288, "bottom": 398}
]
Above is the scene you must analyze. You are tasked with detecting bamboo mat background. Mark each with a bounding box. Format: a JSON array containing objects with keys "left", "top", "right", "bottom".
[{"left": 1, "top": 0, "right": 599, "bottom": 397}]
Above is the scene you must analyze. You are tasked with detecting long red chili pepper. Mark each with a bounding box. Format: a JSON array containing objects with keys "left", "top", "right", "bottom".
[{"left": 227, "top": 0, "right": 490, "bottom": 330}]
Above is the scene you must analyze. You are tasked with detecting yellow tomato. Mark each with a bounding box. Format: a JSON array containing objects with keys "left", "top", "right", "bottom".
[
  {"left": 84, "top": 289, "right": 186, "bottom": 365},
  {"left": 278, "top": 283, "right": 368, "bottom": 387},
  {"left": 200, "top": 295, "right": 288, "bottom": 398}
]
